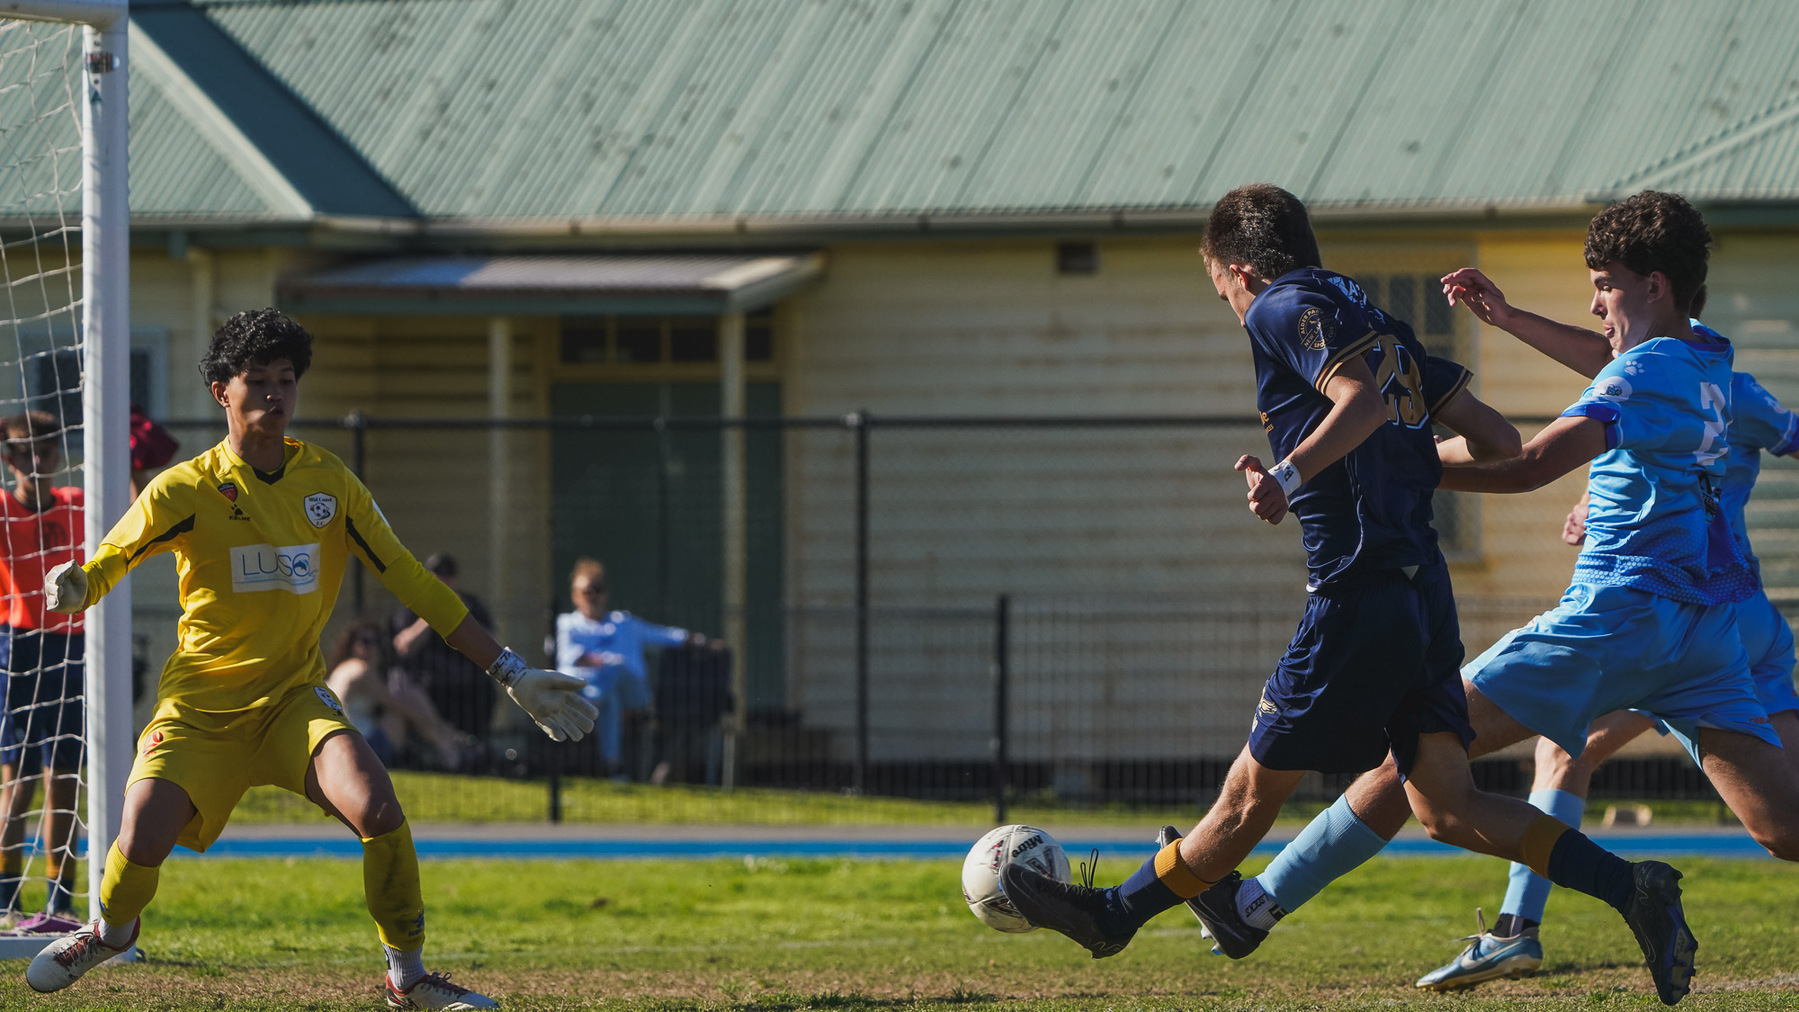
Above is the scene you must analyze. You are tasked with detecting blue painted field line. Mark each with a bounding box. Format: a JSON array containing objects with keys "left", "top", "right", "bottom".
[{"left": 171, "top": 832, "right": 1774, "bottom": 861}]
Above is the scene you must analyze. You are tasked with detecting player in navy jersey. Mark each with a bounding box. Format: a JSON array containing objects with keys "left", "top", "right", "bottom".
[
  {"left": 1171, "top": 191, "right": 1799, "bottom": 1006},
  {"left": 1000, "top": 184, "right": 1700, "bottom": 1005},
  {"left": 1400, "top": 274, "right": 1799, "bottom": 990}
]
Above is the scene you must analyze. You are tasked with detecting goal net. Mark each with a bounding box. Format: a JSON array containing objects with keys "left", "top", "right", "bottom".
[{"left": 0, "top": 3, "right": 129, "bottom": 953}]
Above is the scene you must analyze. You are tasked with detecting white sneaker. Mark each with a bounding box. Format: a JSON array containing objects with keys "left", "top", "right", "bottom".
[
  {"left": 385, "top": 971, "right": 499, "bottom": 1010},
  {"left": 25, "top": 918, "right": 137, "bottom": 993}
]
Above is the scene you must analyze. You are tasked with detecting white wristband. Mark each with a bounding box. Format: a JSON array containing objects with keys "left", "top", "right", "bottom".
[
  {"left": 1269, "top": 458, "right": 1303, "bottom": 499},
  {"left": 488, "top": 646, "right": 528, "bottom": 688}
]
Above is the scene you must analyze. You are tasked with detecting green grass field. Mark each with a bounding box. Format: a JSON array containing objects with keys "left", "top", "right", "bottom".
[{"left": 2, "top": 853, "right": 1795, "bottom": 1010}]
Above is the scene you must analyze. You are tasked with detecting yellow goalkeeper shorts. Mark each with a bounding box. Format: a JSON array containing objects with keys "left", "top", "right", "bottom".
[{"left": 127, "top": 680, "right": 358, "bottom": 853}]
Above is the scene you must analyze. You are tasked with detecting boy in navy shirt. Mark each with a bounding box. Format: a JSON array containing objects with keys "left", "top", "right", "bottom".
[{"left": 1002, "top": 184, "right": 1699, "bottom": 1006}]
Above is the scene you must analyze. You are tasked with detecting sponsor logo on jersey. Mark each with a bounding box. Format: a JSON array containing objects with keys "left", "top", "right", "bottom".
[
  {"left": 142, "top": 729, "right": 164, "bottom": 756},
  {"left": 1298, "top": 307, "right": 1331, "bottom": 351},
  {"left": 1597, "top": 376, "right": 1632, "bottom": 402},
  {"left": 217, "top": 482, "right": 238, "bottom": 503},
  {"left": 229, "top": 543, "right": 320, "bottom": 595},
  {"left": 1326, "top": 275, "right": 1368, "bottom": 306},
  {"left": 315, "top": 685, "right": 345, "bottom": 715},
  {"left": 303, "top": 492, "right": 337, "bottom": 529}
]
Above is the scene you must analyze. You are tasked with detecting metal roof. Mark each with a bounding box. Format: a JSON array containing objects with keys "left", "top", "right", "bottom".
[
  {"left": 276, "top": 252, "right": 825, "bottom": 314},
  {"left": 10, "top": 0, "right": 1799, "bottom": 225}
]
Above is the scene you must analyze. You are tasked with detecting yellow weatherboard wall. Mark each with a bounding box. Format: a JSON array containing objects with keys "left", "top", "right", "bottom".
[{"left": 1456, "top": 232, "right": 1605, "bottom": 604}]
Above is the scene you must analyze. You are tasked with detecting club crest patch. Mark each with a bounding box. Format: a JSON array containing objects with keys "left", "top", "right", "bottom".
[
  {"left": 304, "top": 492, "right": 337, "bottom": 528},
  {"left": 1298, "top": 307, "right": 1331, "bottom": 351},
  {"left": 142, "top": 729, "right": 164, "bottom": 756},
  {"left": 315, "top": 685, "right": 345, "bottom": 715},
  {"left": 217, "top": 481, "right": 238, "bottom": 502}
]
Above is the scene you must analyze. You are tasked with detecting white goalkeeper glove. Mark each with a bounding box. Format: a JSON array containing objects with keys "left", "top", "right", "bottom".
[
  {"left": 44, "top": 561, "right": 87, "bottom": 615},
  {"left": 488, "top": 647, "right": 598, "bottom": 742}
]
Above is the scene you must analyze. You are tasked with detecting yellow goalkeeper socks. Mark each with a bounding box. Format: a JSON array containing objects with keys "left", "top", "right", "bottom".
[
  {"left": 99, "top": 842, "right": 158, "bottom": 936},
  {"left": 45, "top": 852, "right": 77, "bottom": 913},
  {"left": 362, "top": 820, "right": 426, "bottom": 953},
  {"left": 1, "top": 847, "right": 21, "bottom": 911}
]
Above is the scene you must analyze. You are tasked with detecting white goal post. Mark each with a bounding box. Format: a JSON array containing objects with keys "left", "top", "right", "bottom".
[{"left": 0, "top": 0, "right": 127, "bottom": 956}]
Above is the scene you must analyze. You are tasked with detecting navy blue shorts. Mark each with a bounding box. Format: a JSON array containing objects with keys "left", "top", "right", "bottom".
[
  {"left": 2, "top": 630, "right": 85, "bottom": 773},
  {"left": 1247, "top": 563, "right": 1473, "bottom": 776}
]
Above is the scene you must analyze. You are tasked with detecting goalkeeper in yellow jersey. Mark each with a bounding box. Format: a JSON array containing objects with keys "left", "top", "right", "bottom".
[{"left": 24, "top": 309, "right": 597, "bottom": 1010}]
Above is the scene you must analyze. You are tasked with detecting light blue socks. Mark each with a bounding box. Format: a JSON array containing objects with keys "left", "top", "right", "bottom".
[{"left": 1254, "top": 793, "right": 1391, "bottom": 914}]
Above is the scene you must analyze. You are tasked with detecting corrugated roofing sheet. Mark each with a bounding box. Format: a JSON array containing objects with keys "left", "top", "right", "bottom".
[
  {"left": 130, "top": 67, "right": 285, "bottom": 219},
  {"left": 14, "top": 0, "right": 1799, "bottom": 221},
  {"left": 0, "top": 17, "right": 289, "bottom": 219}
]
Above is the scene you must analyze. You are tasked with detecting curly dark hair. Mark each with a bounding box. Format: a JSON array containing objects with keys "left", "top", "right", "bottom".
[
  {"left": 1200, "top": 183, "right": 1323, "bottom": 280},
  {"left": 1584, "top": 191, "right": 1710, "bottom": 313},
  {"left": 199, "top": 308, "right": 313, "bottom": 386}
]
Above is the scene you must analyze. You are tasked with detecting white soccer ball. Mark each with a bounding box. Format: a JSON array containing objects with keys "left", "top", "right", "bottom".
[{"left": 961, "top": 824, "right": 1072, "bottom": 932}]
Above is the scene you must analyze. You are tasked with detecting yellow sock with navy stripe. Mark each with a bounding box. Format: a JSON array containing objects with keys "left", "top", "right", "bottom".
[
  {"left": 1, "top": 845, "right": 22, "bottom": 911},
  {"left": 99, "top": 842, "right": 159, "bottom": 929},
  {"left": 1519, "top": 814, "right": 1634, "bottom": 913},
  {"left": 45, "top": 851, "right": 77, "bottom": 913},
  {"left": 1107, "top": 839, "right": 1213, "bottom": 931},
  {"left": 362, "top": 820, "right": 425, "bottom": 952}
]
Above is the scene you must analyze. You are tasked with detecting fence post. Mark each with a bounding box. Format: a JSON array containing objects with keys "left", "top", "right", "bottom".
[
  {"left": 655, "top": 416, "right": 671, "bottom": 623},
  {"left": 993, "top": 593, "right": 1010, "bottom": 826},
  {"left": 853, "top": 409, "right": 870, "bottom": 795},
  {"left": 547, "top": 747, "right": 563, "bottom": 824},
  {"left": 346, "top": 410, "right": 368, "bottom": 614}
]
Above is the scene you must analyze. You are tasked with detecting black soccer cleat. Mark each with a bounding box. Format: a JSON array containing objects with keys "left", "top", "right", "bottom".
[
  {"left": 1155, "top": 825, "right": 1211, "bottom": 930},
  {"left": 1191, "top": 871, "right": 1270, "bottom": 959},
  {"left": 999, "top": 863, "right": 1135, "bottom": 958},
  {"left": 1622, "top": 860, "right": 1697, "bottom": 1006}
]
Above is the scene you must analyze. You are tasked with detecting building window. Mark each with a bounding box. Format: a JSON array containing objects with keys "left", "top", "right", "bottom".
[
  {"left": 746, "top": 313, "right": 774, "bottom": 362},
  {"left": 560, "top": 318, "right": 607, "bottom": 363},
  {"left": 668, "top": 317, "right": 718, "bottom": 363},
  {"left": 1056, "top": 241, "right": 1098, "bottom": 275},
  {"left": 559, "top": 314, "right": 778, "bottom": 366},
  {"left": 616, "top": 319, "right": 661, "bottom": 364},
  {"left": 23, "top": 337, "right": 164, "bottom": 429}
]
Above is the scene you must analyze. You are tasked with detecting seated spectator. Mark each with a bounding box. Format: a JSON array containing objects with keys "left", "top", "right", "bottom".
[
  {"left": 326, "top": 619, "right": 466, "bottom": 771},
  {"left": 555, "top": 558, "right": 704, "bottom": 779},
  {"left": 391, "top": 553, "right": 497, "bottom": 746}
]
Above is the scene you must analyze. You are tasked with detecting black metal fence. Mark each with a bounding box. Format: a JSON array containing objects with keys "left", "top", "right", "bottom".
[{"left": 130, "top": 412, "right": 1758, "bottom": 823}]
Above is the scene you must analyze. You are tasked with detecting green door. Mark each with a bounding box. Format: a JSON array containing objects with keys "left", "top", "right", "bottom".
[{"left": 549, "top": 381, "right": 784, "bottom": 711}]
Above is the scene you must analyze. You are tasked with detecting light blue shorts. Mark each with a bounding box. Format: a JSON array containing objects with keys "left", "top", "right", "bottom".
[
  {"left": 1465, "top": 583, "right": 1777, "bottom": 759},
  {"left": 1741, "top": 589, "right": 1799, "bottom": 716},
  {"left": 1646, "top": 588, "right": 1797, "bottom": 763}
]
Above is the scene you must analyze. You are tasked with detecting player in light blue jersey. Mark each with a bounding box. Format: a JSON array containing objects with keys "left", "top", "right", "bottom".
[
  {"left": 1397, "top": 277, "right": 1799, "bottom": 990},
  {"left": 1181, "top": 192, "right": 1799, "bottom": 1007}
]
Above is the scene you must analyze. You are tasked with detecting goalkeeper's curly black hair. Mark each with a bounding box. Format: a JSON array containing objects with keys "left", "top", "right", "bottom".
[
  {"left": 1584, "top": 190, "right": 1711, "bottom": 315},
  {"left": 1200, "top": 183, "right": 1323, "bottom": 280},
  {"left": 200, "top": 308, "right": 313, "bottom": 386}
]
